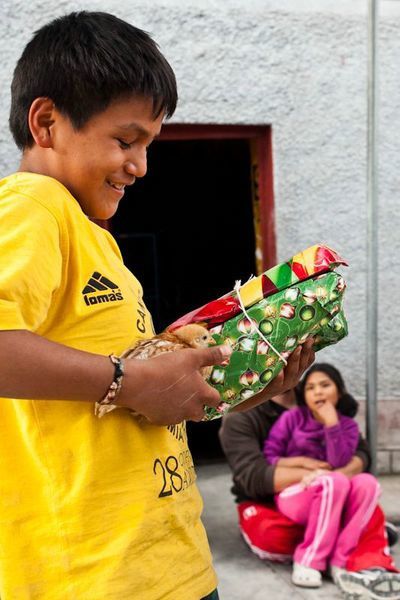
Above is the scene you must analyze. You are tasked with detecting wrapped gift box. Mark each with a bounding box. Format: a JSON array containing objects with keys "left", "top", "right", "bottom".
[
  {"left": 168, "top": 245, "right": 348, "bottom": 420},
  {"left": 169, "top": 244, "right": 347, "bottom": 330}
]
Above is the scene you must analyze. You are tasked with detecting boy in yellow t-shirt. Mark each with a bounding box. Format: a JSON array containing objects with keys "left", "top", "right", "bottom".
[{"left": 0, "top": 11, "right": 314, "bottom": 600}]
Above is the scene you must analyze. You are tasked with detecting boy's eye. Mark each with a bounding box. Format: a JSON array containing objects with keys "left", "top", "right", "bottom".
[{"left": 117, "top": 138, "right": 133, "bottom": 150}]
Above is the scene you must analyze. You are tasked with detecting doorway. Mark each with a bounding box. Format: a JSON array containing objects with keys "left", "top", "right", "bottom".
[{"left": 110, "top": 127, "right": 274, "bottom": 461}]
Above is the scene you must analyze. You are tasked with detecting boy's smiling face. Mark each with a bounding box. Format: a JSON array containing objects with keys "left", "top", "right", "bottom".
[{"left": 23, "top": 96, "right": 164, "bottom": 219}]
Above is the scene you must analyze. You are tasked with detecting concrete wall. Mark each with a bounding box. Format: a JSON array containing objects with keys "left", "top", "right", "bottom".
[{"left": 1, "top": 0, "right": 399, "bottom": 465}]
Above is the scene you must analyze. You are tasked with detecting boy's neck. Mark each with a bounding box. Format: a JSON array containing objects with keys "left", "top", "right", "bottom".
[{"left": 19, "top": 147, "right": 53, "bottom": 177}]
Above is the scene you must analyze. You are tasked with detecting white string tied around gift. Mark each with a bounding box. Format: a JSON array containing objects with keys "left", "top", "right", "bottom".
[{"left": 234, "top": 280, "right": 288, "bottom": 366}]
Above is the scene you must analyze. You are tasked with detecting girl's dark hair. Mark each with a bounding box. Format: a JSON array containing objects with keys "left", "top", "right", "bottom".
[
  {"left": 296, "top": 362, "right": 359, "bottom": 418},
  {"left": 9, "top": 11, "right": 178, "bottom": 149}
]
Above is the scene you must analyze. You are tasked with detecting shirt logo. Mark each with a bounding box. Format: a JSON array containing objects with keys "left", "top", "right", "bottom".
[{"left": 82, "top": 272, "right": 124, "bottom": 306}]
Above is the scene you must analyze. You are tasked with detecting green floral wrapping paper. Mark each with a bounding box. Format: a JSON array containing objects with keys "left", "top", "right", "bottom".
[{"left": 204, "top": 271, "right": 347, "bottom": 420}]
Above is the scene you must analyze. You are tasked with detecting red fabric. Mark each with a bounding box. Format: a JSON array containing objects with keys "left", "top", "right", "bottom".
[
  {"left": 347, "top": 504, "right": 398, "bottom": 573},
  {"left": 238, "top": 502, "right": 398, "bottom": 572},
  {"left": 238, "top": 501, "right": 303, "bottom": 556}
]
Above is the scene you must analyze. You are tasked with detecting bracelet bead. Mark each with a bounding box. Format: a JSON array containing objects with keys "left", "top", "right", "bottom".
[{"left": 98, "top": 354, "right": 125, "bottom": 406}]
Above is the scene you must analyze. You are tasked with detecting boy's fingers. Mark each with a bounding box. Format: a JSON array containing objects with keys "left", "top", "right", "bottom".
[
  {"left": 282, "top": 346, "right": 302, "bottom": 383},
  {"left": 190, "top": 404, "right": 209, "bottom": 422},
  {"left": 284, "top": 340, "right": 314, "bottom": 385},
  {"left": 298, "top": 339, "right": 315, "bottom": 374},
  {"left": 201, "top": 384, "right": 222, "bottom": 409},
  {"left": 198, "top": 344, "right": 232, "bottom": 367},
  {"left": 194, "top": 338, "right": 314, "bottom": 416}
]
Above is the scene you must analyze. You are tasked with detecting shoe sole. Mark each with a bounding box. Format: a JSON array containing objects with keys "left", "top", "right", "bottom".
[
  {"left": 292, "top": 566, "right": 322, "bottom": 588},
  {"left": 240, "top": 530, "right": 292, "bottom": 564},
  {"left": 292, "top": 579, "right": 322, "bottom": 588},
  {"left": 336, "top": 572, "right": 400, "bottom": 600}
]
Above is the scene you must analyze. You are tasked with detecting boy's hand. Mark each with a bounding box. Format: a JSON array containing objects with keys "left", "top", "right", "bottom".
[
  {"left": 117, "top": 345, "right": 232, "bottom": 425},
  {"left": 231, "top": 339, "right": 315, "bottom": 413}
]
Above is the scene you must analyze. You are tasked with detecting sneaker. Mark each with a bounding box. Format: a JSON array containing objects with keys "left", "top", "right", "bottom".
[
  {"left": 292, "top": 562, "right": 322, "bottom": 588},
  {"left": 331, "top": 565, "right": 347, "bottom": 583},
  {"left": 335, "top": 569, "right": 400, "bottom": 600}
]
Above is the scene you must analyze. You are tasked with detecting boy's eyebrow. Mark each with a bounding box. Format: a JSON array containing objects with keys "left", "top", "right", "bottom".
[{"left": 116, "top": 122, "right": 161, "bottom": 139}]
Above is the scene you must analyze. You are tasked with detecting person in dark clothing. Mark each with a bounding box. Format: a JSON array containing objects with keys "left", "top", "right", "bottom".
[{"left": 219, "top": 371, "right": 400, "bottom": 600}]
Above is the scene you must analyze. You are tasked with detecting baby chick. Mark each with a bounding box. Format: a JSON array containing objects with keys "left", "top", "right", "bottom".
[{"left": 95, "top": 324, "right": 215, "bottom": 418}]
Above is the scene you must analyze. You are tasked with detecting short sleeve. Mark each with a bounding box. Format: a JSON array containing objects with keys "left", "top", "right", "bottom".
[{"left": 0, "top": 193, "right": 62, "bottom": 332}]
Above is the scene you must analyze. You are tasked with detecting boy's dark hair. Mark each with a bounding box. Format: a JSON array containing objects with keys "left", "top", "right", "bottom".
[
  {"left": 296, "top": 362, "right": 359, "bottom": 418},
  {"left": 10, "top": 11, "right": 178, "bottom": 149}
]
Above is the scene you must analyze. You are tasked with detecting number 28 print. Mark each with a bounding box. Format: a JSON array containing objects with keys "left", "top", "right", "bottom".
[{"left": 153, "top": 452, "right": 196, "bottom": 498}]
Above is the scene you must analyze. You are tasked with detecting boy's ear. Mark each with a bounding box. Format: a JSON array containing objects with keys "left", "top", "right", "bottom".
[{"left": 28, "top": 97, "right": 56, "bottom": 148}]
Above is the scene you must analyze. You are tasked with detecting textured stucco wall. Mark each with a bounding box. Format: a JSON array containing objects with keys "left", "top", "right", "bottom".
[{"left": 0, "top": 1, "right": 399, "bottom": 411}]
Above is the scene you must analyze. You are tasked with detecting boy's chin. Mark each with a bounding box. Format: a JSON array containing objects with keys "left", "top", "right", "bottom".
[{"left": 87, "top": 205, "right": 119, "bottom": 221}]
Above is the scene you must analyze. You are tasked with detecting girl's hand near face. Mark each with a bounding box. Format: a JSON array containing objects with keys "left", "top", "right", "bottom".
[{"left": 313, "top": 400, "right": 339, "bottom": 428}]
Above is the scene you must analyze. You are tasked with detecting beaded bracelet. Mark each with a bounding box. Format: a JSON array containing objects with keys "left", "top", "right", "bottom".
[{"left": 98, "top": 354, "right": 125, "bottom": 407}]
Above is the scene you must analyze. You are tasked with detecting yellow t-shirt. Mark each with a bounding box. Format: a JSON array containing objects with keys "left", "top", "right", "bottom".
[{"left": 0, "top": 173, "right": 217, "bottom": 600}]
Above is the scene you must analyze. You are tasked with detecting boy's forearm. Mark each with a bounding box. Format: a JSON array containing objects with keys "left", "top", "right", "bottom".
[
  {"left": 0, "top": 329, "right": 228, "bottom": 425},
  {"left": 0, "top": 329, "right": 115, "bottom": 402}
]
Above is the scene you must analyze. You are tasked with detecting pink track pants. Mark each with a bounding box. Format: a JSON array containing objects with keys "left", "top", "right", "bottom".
[{"left": 276, "top": 472, "right": 381, "bottom": 571}]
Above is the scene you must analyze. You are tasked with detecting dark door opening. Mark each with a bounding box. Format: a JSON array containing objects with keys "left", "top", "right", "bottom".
[{"left": 111, "top": 137, "right": 257, "bottom": 461}]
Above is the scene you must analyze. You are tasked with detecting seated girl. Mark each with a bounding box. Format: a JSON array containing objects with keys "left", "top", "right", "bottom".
[{"left": 264, "top": 363, "right": 384, "bottom": 592}]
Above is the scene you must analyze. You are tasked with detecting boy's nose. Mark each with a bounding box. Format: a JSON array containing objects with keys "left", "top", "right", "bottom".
[{"left": 124, "top": 149, "right": 147, "bottom": 178}]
